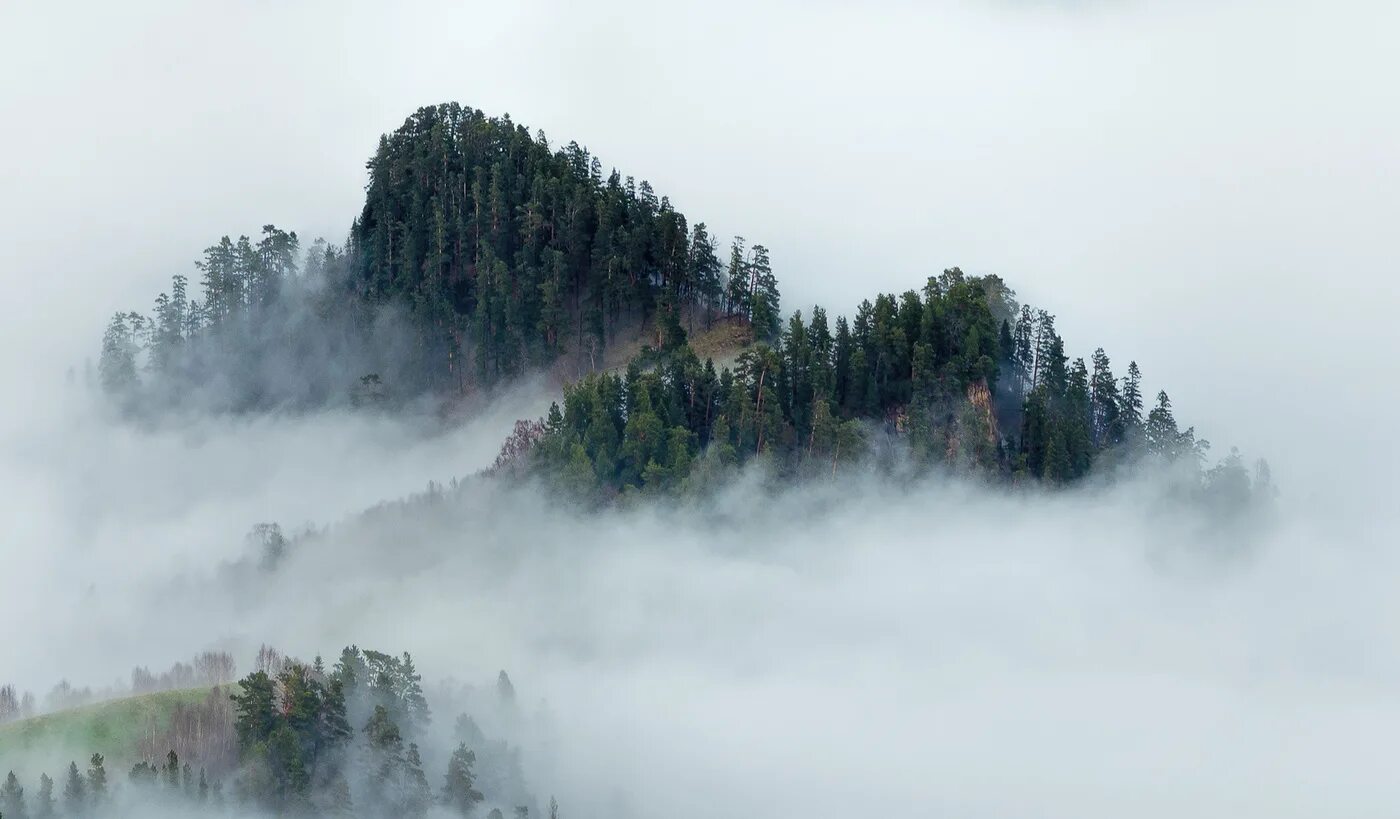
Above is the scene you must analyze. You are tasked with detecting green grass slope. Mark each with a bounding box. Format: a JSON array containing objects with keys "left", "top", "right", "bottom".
[{"left": 0, "top": 687, "right": 224, "bottom": 771}]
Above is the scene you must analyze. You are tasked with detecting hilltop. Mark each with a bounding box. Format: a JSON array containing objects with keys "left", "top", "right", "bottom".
[{"left": 91, "top": 103, "right": 1271, "bottom": 509}]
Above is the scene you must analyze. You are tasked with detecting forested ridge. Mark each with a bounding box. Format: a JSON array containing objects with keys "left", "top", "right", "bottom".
[
  {"left": 511, "top": 267, "right": 1271, "bottom": 512},
  {"left": 96, "top": 101, "right": 1270, "bottom": 507},
  {"left": 99, "top": 102, "right": 764, "bottom": 410}
]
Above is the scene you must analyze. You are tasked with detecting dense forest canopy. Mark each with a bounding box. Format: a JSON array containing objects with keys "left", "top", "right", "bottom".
[
  {"left": 95, "top": 102, "right": 1270, "bottom": 508},
  {"left": 516, "top": 267, "right": 1270, "bottom": 514},
  {"left": 99, "top": 102, "right": 769, "bottom": 411}
]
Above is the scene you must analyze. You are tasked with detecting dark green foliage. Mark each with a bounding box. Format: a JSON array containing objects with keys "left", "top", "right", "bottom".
[
  {"left": 231, "top": 663, "right": 352, "bottom": 814},
  {"left": 350, "top": 103, "right": 742, "bottom": 387},
  {"left": 100, "top": 103, "right": 762, "bottom": 410},
  {"left": 533, "top": 268, "right": 1006, "bottom": 496},
  {"left": 528, "top": 267, "right": 1265, "bottom": 509}
]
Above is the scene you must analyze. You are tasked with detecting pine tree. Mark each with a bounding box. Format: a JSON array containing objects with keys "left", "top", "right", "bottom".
[
  {"left": 1089, "top": 347, "right": 1121, "bottom": 446},
  {"left": 497, "top": 671, "right": 516, "bottom": 707},
  {"left": 400, "top": 652, "right": 432, "bottom": 735},
  {"left": 404, "top": 744, "right": 432, "bottom": 817},
  {"left": 33, "top": 774, "right": 54, "bottom": 819},
  {"left": 442, "top": 743, "right": 485, "bottom": 816},
  {"left": 1, "top": 770, "right": 26, "bottom": 819},
  {"left": 1119, "top": 361, "right": 1144, "bottom": 434},
  {"left": 688, "top": 222, "right": 723, "bottom": 326},
  {"left": 747, "top": 244, "right": 781, "bottom": 340},
  {"left": 232, "top": 670, "right": 278, "bottom": 748},
  {"left": 1145, "top": 390, "right": 1179, "bottom": 458},
  {"left": 98, "top": 313, "right": 139, "bottom": 395},
  {"left": 163, "top": 749, "right": 180, "bottom": 791},
  {"left": 85, "top": 754, "right": 106, "bottom": 806},
  {"left": 62, "top": 763, "right": 83, "bottom": 816}
]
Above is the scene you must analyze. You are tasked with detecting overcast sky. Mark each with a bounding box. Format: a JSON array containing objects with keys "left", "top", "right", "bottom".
[{"left": 2, "top": 4, "right": 1398, "bottom": 815}]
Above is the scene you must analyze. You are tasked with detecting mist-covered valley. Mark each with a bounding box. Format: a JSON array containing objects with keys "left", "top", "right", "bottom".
[
  {"left": 4, "top": 0, "right": 1400, "bottom": 817},
  {"left": 2, "top": 375, "right": 1396, "bottom": 817}
]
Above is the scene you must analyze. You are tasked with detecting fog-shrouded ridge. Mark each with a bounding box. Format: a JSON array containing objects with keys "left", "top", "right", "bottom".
[
  {"left": 3, "top": 0, "right": 1398, "bottom": 816},
  {"left": 2, "top": 378, "right": 1397, "bottom": 816}
]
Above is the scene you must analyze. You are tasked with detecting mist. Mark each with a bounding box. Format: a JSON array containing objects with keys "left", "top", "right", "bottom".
[
  {"left": 4, "top": 382, "right": 1396, "bottom": 815},
  {"left": 2, "top": 0, "right": 1398, "bottom": 816}
]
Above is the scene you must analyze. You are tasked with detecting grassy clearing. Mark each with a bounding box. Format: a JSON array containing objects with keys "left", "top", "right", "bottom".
[{"left": 0, "top": 687, "right": 221, "bottom": 768}]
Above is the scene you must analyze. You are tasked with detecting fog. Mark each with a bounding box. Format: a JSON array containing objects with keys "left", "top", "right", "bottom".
[{"left": 2, "top": 0, "right": 1398, "bottom": 816}]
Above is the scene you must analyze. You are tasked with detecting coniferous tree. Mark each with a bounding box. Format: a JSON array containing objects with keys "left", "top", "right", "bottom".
[
  {"left": 442, "top": 743, "right": 485, "bottom": 816},
  {"left": 1089, "top": 348, "right": 1121, "bottom": 446},
  {"left": 85, "top": 754, "right": 106, "bottom": 806},
  {"left": 1, "top": 770, "right": 26, "bottom": 819},
  {"left": 33, "top": 774, "right": 54, "bottom": 819},
  {"left": 98, "top": 313, "right": 139, "bottom": 395},
  {"left": 1145, "top": 390, "right": 1180, "bottom": 458},
  {"left": 1120, "top": 360, "right": 1144, "bottom": 435},
  {"left": 61, "top": 763, "right": 83, "bottom": 816}
]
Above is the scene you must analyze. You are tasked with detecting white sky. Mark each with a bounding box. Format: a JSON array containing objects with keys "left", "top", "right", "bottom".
[{"left": 1, "top": 4, "right": 1398, "bottom": 815}]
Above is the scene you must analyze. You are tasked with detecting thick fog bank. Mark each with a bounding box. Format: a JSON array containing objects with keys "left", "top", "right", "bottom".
[{"left": 3, "top": 386, "right": 1397, "bottom": 816}]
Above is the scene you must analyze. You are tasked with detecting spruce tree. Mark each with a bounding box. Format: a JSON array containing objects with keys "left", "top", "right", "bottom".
[
  {"left": 442, "top": 744, "right": 485, "bottom": 816},
  {"left": 85, "top": 754, "right": 106, "bottom": 806},
  {"left": 33, "top": 774, "right": 54, "bottom": 819},
  {"left": 1, "top": 770, "right": 26, "bottom": 819},
  {"left": 61, "top": 763, "right": 83, "bottom": 816}
]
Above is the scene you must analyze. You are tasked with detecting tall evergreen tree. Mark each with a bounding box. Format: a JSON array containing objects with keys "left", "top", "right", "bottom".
[
  {"left": 442, "top": 743, "right": 485, "bottom": 816},
  {"left": 62, "top": 763, "right": 83, "bottom": 816}
]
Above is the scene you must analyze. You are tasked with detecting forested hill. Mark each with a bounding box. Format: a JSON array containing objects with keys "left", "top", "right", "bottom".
[
  {"left": 96, "top": 102, "right": 1271, "bottom": 508},
  {"left": 98, "top": 102, "right": 764, "bottom": 410},
  {"left": 509, "top": 267, "right": 1272, "bottom": 512}
]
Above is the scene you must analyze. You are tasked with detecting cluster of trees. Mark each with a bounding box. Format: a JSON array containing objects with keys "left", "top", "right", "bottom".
[
  {"left": 227, "top": 646, "right": 546, "bottom": 818},
  {"left": 3, "top": 648, "right": 553, "bottom": 819},
  {"left": 0, "top": 687, "right": 35, "bottom": 725},
  {"left": 130, "top": 650, "right": 238, "bottom": 695},
  {"left": 134, "top": 686, "right": 239, "bottom": 780},
  {"left": 522, "top": 268, "right": 1270, "bottom": 508},
  {"left": 2, "top": 754, "right": 109, "bottom": 818},
  {"left": 98, "top": 102, "right": 775, "bottom": 411},
  {"left": 91, "top": 101, "right": 1270, "bottom": 508},
  {"left": 127, "top": 747, "right": 221, "bottom": 810},
  {"left": 527, "top": 269, "right": 1008, "bottom": 495},
  {"left": 351, "top": 102, "right": 778, "bottom": 385},
  {"left": 1, "top": 652, "right": 238, "bottom": 728},
  {"left": 96, "top": 228, "right": 374, "bottom": 411}
]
